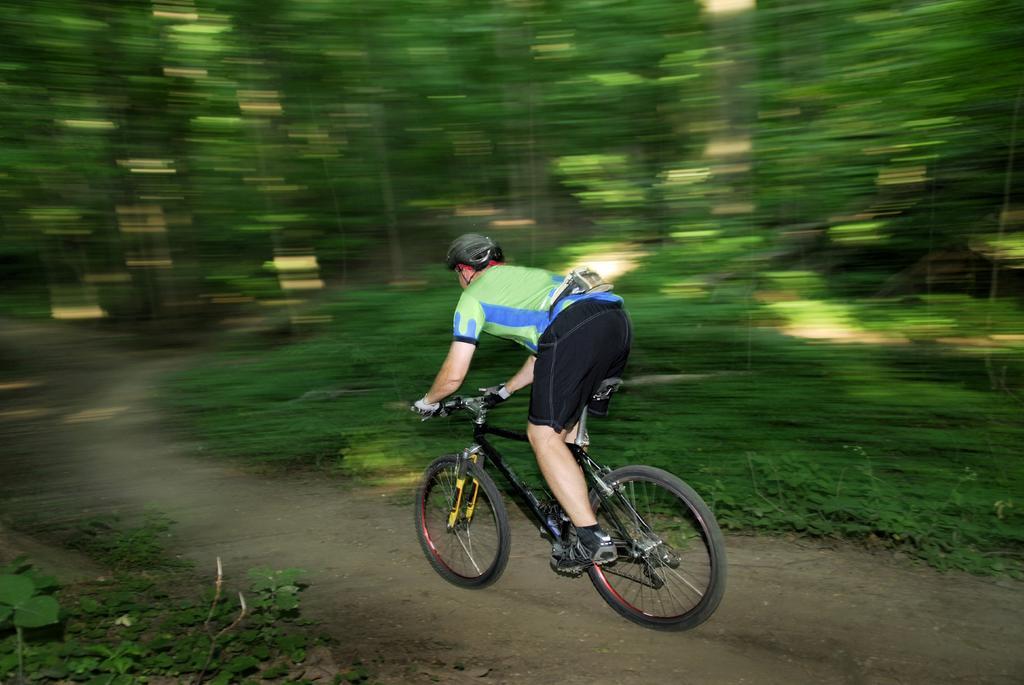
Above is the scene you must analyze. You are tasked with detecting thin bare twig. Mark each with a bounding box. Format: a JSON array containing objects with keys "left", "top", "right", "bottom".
[
  {"left": 193, "top": 559, "right": 248, "bottom": 685},
  {"left": 201, "top": 556, "right": 224, "bottom": 630}
]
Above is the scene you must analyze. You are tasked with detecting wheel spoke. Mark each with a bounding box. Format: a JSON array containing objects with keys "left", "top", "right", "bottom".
[
  {"left": 657, "top": 563, "right": 706, "bottom": 600},
  {"left": 452, "top": 527, "right": 483, "bottom": 574}
]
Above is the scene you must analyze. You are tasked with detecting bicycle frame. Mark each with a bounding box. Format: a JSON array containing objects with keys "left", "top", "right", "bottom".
[
  {"left": 461, "top": 421, "right": 565, "bottom": 540},
  {"left": 451, "top": 405, "right": 617, "bottom": 544}
]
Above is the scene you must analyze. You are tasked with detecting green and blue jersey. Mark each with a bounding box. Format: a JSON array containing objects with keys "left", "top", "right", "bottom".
[{"left": 452, "top": 265, "right": 622, "bottom": 352}]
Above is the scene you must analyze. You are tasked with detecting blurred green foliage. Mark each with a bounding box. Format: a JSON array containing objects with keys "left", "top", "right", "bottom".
[
  {"left": 1, "top": 0, "right": 1022, "bottom": 318},
  {"left": 1, "top": 0, "right": 1022, "bottom": 573}
]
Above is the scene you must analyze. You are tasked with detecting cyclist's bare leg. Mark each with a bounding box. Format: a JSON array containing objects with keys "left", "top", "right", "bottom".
[
  {"left": 527, "top": 423, "right": 597, "bottom": 527},
  {"left": 563, "top": 421, "right": 580, "bottom": 444}
]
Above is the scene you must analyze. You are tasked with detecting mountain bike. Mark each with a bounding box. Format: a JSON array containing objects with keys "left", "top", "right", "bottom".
[{"left": 413, "top": 379, "right": 727, "bottom": 631}]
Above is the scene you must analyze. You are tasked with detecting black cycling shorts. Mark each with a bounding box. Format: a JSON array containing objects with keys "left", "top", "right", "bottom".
[{"left": 528, "top": 299, "right": 631, "bottom": 433}]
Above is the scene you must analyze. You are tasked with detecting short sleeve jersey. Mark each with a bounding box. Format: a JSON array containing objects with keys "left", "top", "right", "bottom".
[{"left": 452, "top": 265, "right": 622, "bottom": 352}]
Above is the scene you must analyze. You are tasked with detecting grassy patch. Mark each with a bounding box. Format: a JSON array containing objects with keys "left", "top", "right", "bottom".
[
  {"left": 65, "top": 512, "right": 191, "bottom": 573},
  {"left": 161, "top": 248, "right": 1024, "bottom": 576},
  {"left": 161, "top": 280, "right": 528, "bottom": 481}
]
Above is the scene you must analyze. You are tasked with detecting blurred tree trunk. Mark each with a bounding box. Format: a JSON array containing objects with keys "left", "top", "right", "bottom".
[
  {"left": 985, "top": 77, "right": 1024, "bottom": 391},
  {"left": 700, "top": 2, "right": 758, "bottom": 232},
  {"left": 495, "top": 0, "right": 548, "bottom": 255},
  {"left": 370, "top": 103, "right": 404, "bottom": 281}
]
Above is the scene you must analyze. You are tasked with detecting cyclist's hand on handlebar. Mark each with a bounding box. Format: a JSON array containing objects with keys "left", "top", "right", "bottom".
[
  {"left": 479, "top": 383, "right": 512, "bottom": 408},
  {"left": 410, "top": 396, "right": 442, "bottom": 420}
]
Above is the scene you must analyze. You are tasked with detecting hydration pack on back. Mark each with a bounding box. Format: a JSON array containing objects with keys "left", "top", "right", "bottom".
[{"left": 549, "top": 266, "right": 613, "bottom": 315}]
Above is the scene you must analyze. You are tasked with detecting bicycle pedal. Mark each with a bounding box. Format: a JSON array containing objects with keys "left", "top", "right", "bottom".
[
  {"left": 549, "top": 541, "right": 592, "bottom": 577},
  {"left": 549, "top": 556, "right": 586, "bottom": 578},
  {"left": 593, "top": 545, "right": 618, "bottom": 565}
]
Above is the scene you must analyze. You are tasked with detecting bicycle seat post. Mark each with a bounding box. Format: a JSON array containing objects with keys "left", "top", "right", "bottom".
[
  {"left": 574, "top": 409, "right": 590, "bottom": 448},
  {"left": 574, "top": 377, "right": 620, "bottom": 449}
]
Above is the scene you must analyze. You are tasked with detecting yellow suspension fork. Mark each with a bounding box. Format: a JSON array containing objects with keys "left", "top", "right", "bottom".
[
  {"left": 464, "top": 476, "right": 481, "bottom": 522},
  {"left": 447, "top": 450, "right": 481, "bottom": 529}
]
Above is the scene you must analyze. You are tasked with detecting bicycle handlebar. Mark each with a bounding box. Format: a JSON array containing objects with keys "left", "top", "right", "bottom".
[
  {"left": 424, "top": 377, "right": 621, "bottom": 422},
  {"left": 434, "top": 394, "right": 492, "bottom": 419}
]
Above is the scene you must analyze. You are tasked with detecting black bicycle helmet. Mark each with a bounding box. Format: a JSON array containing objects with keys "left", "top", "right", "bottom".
[{"left": 446, "top": 233, "right": 504, "bottom": 271}]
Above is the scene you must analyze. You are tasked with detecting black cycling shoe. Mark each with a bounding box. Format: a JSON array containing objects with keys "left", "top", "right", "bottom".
[
  {"left": 551, "top": 540, "right": 594, "bottom": 574},
  {"left": 551, "top": 530, "right": 618, "bottom": 574},
  {"left": 577, "top": 526, "right": 618, "bottom": 565}
]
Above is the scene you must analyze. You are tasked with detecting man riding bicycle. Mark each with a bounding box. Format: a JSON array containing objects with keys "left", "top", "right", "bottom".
[{"left": 411, "top": 233, "right": 632, "bottom": 571}]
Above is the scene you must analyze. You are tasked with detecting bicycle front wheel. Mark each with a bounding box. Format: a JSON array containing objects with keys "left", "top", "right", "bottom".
[
  {"left": 415, "top": 454, "right": 511, "bottom": 588},
  {"left": 588, "top": 465, "right": 726, "bottom": 630}
]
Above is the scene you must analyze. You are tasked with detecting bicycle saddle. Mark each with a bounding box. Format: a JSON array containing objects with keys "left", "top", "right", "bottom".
[{"left": 592, "top": 377, "right": 622, "bottom": 401}]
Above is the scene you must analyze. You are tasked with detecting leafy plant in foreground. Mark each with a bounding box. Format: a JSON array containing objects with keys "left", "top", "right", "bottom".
[
  {"left": 0, "top": 554, "right": 353, "bottom": 684},
  {"left": 0, "top": 557, "right": 61, "bottom": 684}
]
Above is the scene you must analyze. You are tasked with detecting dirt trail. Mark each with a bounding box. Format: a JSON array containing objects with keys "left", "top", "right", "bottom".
[{"left": 1, "top": 320, "right": 1021, "bottom": 685}]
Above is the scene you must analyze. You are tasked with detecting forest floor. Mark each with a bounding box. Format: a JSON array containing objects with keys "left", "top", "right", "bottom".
[{"left": 1, "top": 318, "right": 1021, "bottom": 685}]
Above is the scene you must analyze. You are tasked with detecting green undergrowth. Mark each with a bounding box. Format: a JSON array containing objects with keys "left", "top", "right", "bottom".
[
  {"left": 162, "top": 253, "right": 1024, "bottom": 577},
  {"left": 66, "top": 513, "right": 191, "bottom": 573},
  {"left": 0, "top": 516, "right": 372, "bottom": 684}
]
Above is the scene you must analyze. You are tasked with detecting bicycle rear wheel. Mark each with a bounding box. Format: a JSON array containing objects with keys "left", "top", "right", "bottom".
[
  {"left": 415, "top": 454, "right": 511, "bottom": 588},
  {"left": 588, "top": 465, "right": 726, "bottom": 630}
]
